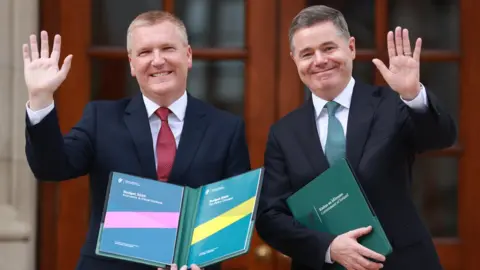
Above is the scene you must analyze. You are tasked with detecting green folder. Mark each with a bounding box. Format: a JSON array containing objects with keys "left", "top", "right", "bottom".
[{"left": 286, "top": 158, "right": 392, "bottom": 268}]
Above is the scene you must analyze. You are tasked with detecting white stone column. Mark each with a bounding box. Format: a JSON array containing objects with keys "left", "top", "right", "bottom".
[{"left": 0, "top": 0, "right": 38, "bottom": 268}]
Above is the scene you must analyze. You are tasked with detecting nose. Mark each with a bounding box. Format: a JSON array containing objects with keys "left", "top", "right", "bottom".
[
  {"left": 151, "top": 50, "right": 165, "bottom": 66},
  {"left": 313, "top": 50, "right": 327, "bottom": 66}
]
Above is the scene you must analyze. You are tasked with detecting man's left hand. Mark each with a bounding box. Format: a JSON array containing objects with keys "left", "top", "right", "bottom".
[
  {"left": 158, "top": 263, "right": 202, "bottom": 270},
  {"left": 372, "top": 26, "right": 422, "bottom": 101}
]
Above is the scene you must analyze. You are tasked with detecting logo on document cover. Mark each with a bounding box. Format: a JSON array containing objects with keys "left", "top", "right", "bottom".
[{"left": 116, "top": 177, "right": 140, "bottom": 187}]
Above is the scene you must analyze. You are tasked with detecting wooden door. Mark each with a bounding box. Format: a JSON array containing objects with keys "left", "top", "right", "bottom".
[
  {"left": 38, "top": 0, "right": 278, "bottom": 270},
  {"left": 275, "top": 0, "right": 480, "bottom": 270}
]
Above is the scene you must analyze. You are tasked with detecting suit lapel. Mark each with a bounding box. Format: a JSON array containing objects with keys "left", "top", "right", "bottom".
[
  {"left": 295, "top": 98, "right": 330, "bottom": 175},
  {"left": 124, "top": 93, "right": 158, "bottom": 180},
  {"left": 169, "top": 95, "right": 208, "bottom": 185},
  {"left": 346, "top": 81, "right": 381, "bottom": 170}
]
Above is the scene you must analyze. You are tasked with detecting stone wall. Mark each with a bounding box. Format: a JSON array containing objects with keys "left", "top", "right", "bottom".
[{"left": 0, "top": 0, "right": 38, "bottom": 269}]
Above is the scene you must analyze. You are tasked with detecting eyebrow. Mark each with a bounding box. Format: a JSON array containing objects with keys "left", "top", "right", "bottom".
[{"left": 298, "top": 41, "right": 337, "bottom": 55}]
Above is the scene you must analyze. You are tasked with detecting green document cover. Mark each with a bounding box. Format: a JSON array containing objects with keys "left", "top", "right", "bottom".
[
  {"left": 286, "top": 158, "right": 392, "bottom": 268},
  {"left": 96, "top": 168, "right": 264, "bottom": 269}
]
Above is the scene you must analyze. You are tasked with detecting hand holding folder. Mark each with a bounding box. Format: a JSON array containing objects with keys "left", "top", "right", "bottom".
[
  {"left": 158, "top": 263, "right": 201, "bottom": 270},
  {"left": 286, "top": 158, "right": 392, "bottom": 270},
  {"left": 329, "top": 225, "right": 385, "bottom": 269}
]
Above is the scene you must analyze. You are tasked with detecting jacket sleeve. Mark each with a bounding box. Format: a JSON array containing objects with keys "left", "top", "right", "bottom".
[
  {"left": 255, "top": 127, "right": 336, "bottom": 269},
  {"left": 25, "top": 102, "right": 96, "bottom": 181}
]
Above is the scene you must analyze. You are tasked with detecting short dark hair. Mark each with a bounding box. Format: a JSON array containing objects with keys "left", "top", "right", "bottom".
[{"left": 289, "top": 5, "right": 350, "bottom": 51}]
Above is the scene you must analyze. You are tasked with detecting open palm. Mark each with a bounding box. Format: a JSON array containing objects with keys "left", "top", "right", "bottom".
[
  {"left": 23, "top": 31, "right": 72, "bottom": 97},
  {"left": 372, "top": 27, "right": 422, "bottom": 100}
]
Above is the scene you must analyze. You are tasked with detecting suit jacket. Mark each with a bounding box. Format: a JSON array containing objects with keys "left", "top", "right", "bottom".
[
  {"left": 25, "top": 93, "right": 251, "bottom": 270},
  {"left": 255, "top": 81, "right": 456, "bottom": 270}
]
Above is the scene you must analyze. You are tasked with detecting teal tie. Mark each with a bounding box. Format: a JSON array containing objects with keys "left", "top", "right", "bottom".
[{"left": 324, "top": 101, "right": 346, "bottom": 166}]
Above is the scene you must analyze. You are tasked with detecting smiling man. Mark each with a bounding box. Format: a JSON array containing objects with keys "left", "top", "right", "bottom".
[
  {"left": 255, "top": 5, "right": 456, "bottom": 270},
  {"left": 23, "top": 11, "right": 250, "bottom": 270}
]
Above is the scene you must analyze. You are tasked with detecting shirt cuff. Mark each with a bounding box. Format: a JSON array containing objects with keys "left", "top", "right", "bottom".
[
  {"left": 26, "top": 101, "right": 55, "bottom": 125},
  {"left": 325, "top": 245, "right": 333, "bottom": 263},
  {"left": 400, "top": 83, "right": 429, "bottom": 112}
]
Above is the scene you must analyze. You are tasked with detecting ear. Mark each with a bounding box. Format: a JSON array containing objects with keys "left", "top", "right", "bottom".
[
  {"left": 348, "top": 37, "right": 356, "bottom": 60},
  {"left": 128, "top": 55, "right": 136, "bottom": 77},
  {"left": 187, "top": 45, "right": 193, "bottom": 69}
]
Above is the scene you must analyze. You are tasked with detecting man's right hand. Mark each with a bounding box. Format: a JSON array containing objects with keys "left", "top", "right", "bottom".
[
  {"left": 23, "top": 30, "right": 72, "bottom": 111},
  {"left": 330, "top": 226, "right": 386, "bottom": 270}
]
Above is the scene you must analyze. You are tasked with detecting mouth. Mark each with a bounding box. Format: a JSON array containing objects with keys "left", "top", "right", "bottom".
[
  {"left": 313, "top": 67, "right": 336, "bottom": 75},
  {"left": 150, "top": 71, "right": 173, "bottom": 77}
]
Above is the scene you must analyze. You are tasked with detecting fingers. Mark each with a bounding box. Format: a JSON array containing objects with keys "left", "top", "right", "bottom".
[
  {"left": 357, "top": 244, "right": 386, "bottom": 262},
  {"left": 26, "top": 31, "right": 62, "bottom": 64},
  {"left": 413, "top": 37, "right": 422, "bottom": 62},
  {"left": 354, "top": 253, "right": 384, "bottom": 270},
  {"left": 51, "top": 34, "right": 62, "bottom": 63},
  {"left": 347, "top": 226, "right": 372, "bottom": 239},
  {"left": 387, "top": 31, "right": 395, "bottom": 59},
  {"left": 40, "top": 31, "right": 50, "bottom": 58},
  {"left": 394, "top": 26, "right": 403, "bottom": 56},
  {"left": 402, "top": 29, "right": 412, "bottom": 56},
  {"left": 29, "top": 34, "right": 39, "bottom": 60},
  {"left": 388, "top": 26, "right": 421, "bottom": 60},
  {"left": 163, "top": 264, "right": 177, "bottom": 270},
  {"left": 189, "top": 264, "right": 201, "bottom": 270}
]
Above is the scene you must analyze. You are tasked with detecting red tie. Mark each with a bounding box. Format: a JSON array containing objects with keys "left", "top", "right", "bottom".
[{"left": 155, "top": 107, "right": 176, "bottom": 181}]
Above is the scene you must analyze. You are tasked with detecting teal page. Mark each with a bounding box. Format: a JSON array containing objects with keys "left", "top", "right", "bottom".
[
  {"left": 186, "top": 169, "right": 263, "bottom": 267},
  {"left": 96, "top": 172, "right": 184, "bottom": 267}
]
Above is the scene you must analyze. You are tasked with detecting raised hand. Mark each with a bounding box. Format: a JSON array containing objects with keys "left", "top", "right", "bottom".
[
  {"left": 372, "top": 26, "right": 422, "bottom": 100},
  {"left": 330, "top": 226, "right": 385, "bottom": 270},
  {"left": 23, "top": 30, "right": 72, "bottom": 110}
]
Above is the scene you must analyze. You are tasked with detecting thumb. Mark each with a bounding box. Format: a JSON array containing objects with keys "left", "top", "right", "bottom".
[
  {"left": 372, "top": 58, "right": 390, "bottom": 79},
  {"left": 58, "top": 54, "right": 73, "bottom": 80},
  {"left": 347, "top": 225, "right": 372, "bottom": 239}
]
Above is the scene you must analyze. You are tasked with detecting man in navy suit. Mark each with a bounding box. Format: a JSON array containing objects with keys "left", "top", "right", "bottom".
[
  {"left": 23, "top": 11, "right": 250, "bottom": 270},
  {"left": 255, "top": 5, "right": 456, "bottom": 270}
]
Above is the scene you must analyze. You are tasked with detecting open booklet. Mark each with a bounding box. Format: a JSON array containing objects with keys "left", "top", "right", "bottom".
[{"left": 95, "top": 168, "right": 264, "bottom": 268}]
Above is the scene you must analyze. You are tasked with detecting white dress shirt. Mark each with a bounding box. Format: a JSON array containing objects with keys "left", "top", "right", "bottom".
[
  {"left": 26, "top": 91, "right": 188, "bottom": 168},
  {"left": 310, "top": 77, "right": 429, "bottom": 263}
]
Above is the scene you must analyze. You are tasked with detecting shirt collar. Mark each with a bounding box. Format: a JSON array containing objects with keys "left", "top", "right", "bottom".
[
  {"left": 311, "top": 77, "right": 355, "bottom": 119},
  {"left": 142, "top": 90, "right": 187, "bottom": 121}
]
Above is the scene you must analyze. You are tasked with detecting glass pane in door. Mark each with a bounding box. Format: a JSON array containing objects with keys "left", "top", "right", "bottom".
[
  {"left": 188, "top": 60, "right": 245, "bottom": 116},
  {"left": 412, "top": 156, "right": 458, "bottom": 237},
  {"left": 307, "top": 0, "right": 375, "bottom": 48},
  {"left": 175, "top": 0, "right": 245, "bottom": 48},
  {"left": 92, "top": 0, "right": 163, "bottom": 46},
  {"left": 389, "top": 0, "right": 459, "bottom": 50}
]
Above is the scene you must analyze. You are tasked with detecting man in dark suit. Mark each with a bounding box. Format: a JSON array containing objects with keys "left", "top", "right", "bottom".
[
  {"left": 255, "top": 5, "right": 456, "bottom": 270},
  {"left": 23, "top": 11, "right": 250, "bottom": 270}
]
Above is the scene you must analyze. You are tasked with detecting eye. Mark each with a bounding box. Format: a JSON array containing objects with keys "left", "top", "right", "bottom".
[{"left": 301, "top": 52, "right": 313, "bottom": 58}]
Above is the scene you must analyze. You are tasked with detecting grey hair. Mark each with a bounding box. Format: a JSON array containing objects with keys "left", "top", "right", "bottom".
[
  {"left": 289, "top": 5, "right": 350, "bottom": 51},
  {"left": 126, "top": 10, "right": 189, "bottom": 54}
]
